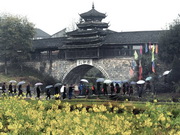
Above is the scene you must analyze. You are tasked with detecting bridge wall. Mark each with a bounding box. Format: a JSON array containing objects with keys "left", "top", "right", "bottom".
[{"left": 27, "top": 57, "right": 134, "bottom": 84}]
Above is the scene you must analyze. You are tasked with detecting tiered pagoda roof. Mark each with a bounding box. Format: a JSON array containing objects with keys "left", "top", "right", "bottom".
[
  {"left": 80, "top": 3, "right": 106, "bottom": 21},
  {"left": 64, "top": 4, "right": 108, "bottom": 49}
]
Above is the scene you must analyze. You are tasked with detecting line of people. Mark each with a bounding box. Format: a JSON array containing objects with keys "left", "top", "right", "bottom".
[{"left": 1, "top": 82, "right": 32, "bottom": 97}]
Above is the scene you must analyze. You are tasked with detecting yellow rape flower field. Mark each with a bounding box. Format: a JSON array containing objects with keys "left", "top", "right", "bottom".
[{"left": 0, "top": 96, "right": 179, "bottom": 135}]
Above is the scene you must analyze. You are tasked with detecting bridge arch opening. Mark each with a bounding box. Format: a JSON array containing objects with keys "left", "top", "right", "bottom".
[{"left": 62, "top": 65, "right": 106, "bottom": 85}]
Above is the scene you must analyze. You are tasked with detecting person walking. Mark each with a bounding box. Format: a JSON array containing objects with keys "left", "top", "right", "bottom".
[
  {"left": 13, "top": 85, "right": 17, "bottom": 95},
  {"left": 78, "top": 83, "right": 83, "bottom": 95},
  {"left": 115, "top": 83, "right": 121, "bottom": 94},
  {"left": 91, "top": 85, "right": 96, "bottom": 95},
  {"left": 62, "top": 84, "right": 67, "bottom": 100},
  {"left": 46, "top": 88, "right": 51, "bottom": 100},
  {"left": 36, "top": 86, "right": 41, "bottom": 99},
  {"left": 26, "top": 83, "right": 32, "bottom": 97},
  {"left": 8, "top": 83, "right": 13, "bottom": 96},
  {"left": 103, "top": 83, "right": 108, "bottom": 95},
  {"left": 110, "top": 83, "right": 114, "bottom": 95},
  {"left": 97, "top": 82, "right": 101, "bottom": 98},
  {"left": 129, "top": 85, "right": 133, "bottom": 96},
  {"left": 18, "top": 84, "right": 23, "bottom": 97},
  {"left": 54, "top": 86, "right": 60, "bottom": 100},
  {"left": 2, "top": 82, "right": 6, "bottom": 94}
]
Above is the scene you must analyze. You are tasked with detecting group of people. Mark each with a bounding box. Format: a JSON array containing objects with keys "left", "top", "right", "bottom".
[
  {"left": 1, "top": 82, "right": 31, "bottom": 97},
  {"left": 77, "top": 81, "right": 152, "bottom": 98},
  {"left": 96, "top": 82, "right": 134, "bottom": 96},
  {"left": 1, "top": 80, "right": 152, "bottom": 100}
]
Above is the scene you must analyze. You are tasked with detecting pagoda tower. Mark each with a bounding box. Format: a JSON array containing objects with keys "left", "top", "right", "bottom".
[{"left": 62, "top": 4, "right": 109, "bottom": 59}]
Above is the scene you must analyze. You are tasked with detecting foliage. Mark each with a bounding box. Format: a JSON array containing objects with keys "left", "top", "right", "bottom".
[
  {"left": 0, "top": 14, "right": 35, "bottom": 73},
  {"left": 158, "top": 15, "right": 180, "bottom": 83},
  {"left": 0, "top": 97, "right": 179, "bottom": 134}
]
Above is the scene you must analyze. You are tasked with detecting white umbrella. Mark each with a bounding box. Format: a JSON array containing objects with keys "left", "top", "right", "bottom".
[
  {"left": 80, "top": 79, "right": 89, "bottom": 83},
  {"left": 9, "top": 80, "right": 17, "bottom": 83},
  {"left": 54, "top": 83, "right": 62, "bottom": 87},
  {"left": 17, "top": 81, "right": 26, "bottom": 86},
  {"left": 137, "top": 80, "right": 145, "bottom": 84},
  {"left": 45, "top": 85, "right": 53, "bottom": 89},
  {"left": 96, "top": 78, "right": 105, "bottom": 82},
  {"left": 145, "top": 77, "right": 152, "bottom": 81},
  {"left": 35, "top": 82, "right": 43, "bottom": 86},
  {"left": 163, "top": 70, "right": 172, "bottom": 76},
  {"left": 104, "top": 79, "right": 112, "bottom": 84}
]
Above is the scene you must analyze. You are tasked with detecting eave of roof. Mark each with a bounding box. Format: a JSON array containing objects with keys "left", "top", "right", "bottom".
[
  {"left": 32, "top": 37, "right": 66, "bottom": 50},
  {"left": 104, "top": 30, "right": 164, "bottom": 45}
]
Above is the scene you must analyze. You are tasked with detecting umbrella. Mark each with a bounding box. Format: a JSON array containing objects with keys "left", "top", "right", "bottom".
[
  {"left": 45, "top": 85, "right": 53, "bottom": 89},
  {"left": 80, "top": 79, "right": 89, "bottom": 83},
  {"left": 122, "top": 80, "right": 128, "bottom": 83},
  {"left": 104, "top": 79, "right": 112, "bottom": 84},
  {"left": 145, "top": 77, "right": 152, "bottom": 81},
  {"left": 113, "top": 80, "right": 121, "bottom": 83},
  {"left": 163, "top": 70, "right": 172, "bottom": 76},
  {"left": 54, "top": 83, "right": 62, "bottom": 87},
  {"left": 137, "top": 80, "right": 145, "bottom": 84},
  {"left": 9, "top": 80, "right": 17, "bottom": 83},
  {"left": 35, "top": 82, "right": 43, "bottom": 86},
  {"left": 17, "top": 81, "right": 26, "bottom": 86},
  {"left": 130, "top": 81, "right": 136, "bottom": 85},
  {"left": 96, "top": 78, "right": 105, "bottom": 82}
]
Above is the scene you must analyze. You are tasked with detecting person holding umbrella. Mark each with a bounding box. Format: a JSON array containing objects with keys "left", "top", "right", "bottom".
[
  {"left": 62, "top": 84, "right": 67, "bottom": 100},
  {"left": 36, "top": 86, "right": 41, "bottom": 99},
  {"left": 18, "top": 84, "right": 23, "bottom": 97},
  {"left": 46, "top": 88, "right": 51, "bottom": 100}
]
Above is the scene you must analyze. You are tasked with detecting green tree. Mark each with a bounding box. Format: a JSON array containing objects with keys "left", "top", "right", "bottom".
[
  {"left": 0, "top": 14, "right": 35, "bottom": 74},
  {"left": 158, "top": 15, "right": 180, "bottom": 83}
]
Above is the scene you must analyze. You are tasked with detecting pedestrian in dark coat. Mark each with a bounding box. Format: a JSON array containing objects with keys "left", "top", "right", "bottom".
[
  {"left": 116, "top": 83, "right": 121, "bottom": 94},
  {"left": 18, "top": 84, "right": 23, "bottom": 96},
  {"left": 54, "top": 86, "right": 59, "bottom": 100},
  {"left": 122, "top": 83, "right": 126, "bottom": 95},
  {"left": 36, "top": 86, "right": 41, "bottom": 99},
  {"left": 97, "top": 82, "right": 101, "bottom": 97},
  {"left": 103, "top": 83, "right": 108, "bottom": 95},
  {"left": 110, "top": 83, "right": 114, "bottom": 95},
  {"left": 138, "top": 84, "right": 144, "bottom": 98},
  {"left": 129, "top": 85, "right": 133, "bottom": 96},
  {"left": 26, "top": 83, "right": 31, "bottom": 97},
  {"left": 13, "top": 85, "right": 17, "bottom": 95},
  {"left": 46, "top": 88, "right": 51, "bottom": 100},
  {"left": 8, "top": 83, "right": 13, "bottom": 96},
  {"left": 2, "top": 82, "right": 6, "bottom": 94}
]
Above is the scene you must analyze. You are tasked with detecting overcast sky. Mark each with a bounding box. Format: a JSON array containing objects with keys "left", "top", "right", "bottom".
[{"left": 0, "top": 0, "right": 180, "bottom": 35}]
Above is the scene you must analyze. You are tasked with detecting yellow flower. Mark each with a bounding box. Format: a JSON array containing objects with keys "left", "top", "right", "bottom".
[
  {"left": 144, "top": 118, "right": 153, "bottom": 127},
  {"left": 153, "top": 99, "right": 158, "bottom": 103},
  {"left": 0, "top": 122, "right": 3, "bottom": 129},
  {"left": 158, "top": 113, "right": 166, "bottom": 121}
]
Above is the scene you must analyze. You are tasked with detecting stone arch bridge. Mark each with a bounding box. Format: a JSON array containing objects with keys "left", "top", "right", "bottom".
[{"left": 27, "top": 57, "right": 134, "bottom": 84}]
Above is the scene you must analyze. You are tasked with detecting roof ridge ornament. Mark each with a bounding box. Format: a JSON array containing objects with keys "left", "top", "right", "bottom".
[{"left": 92, "top": 2, "right": 94, "bottom": 9}]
